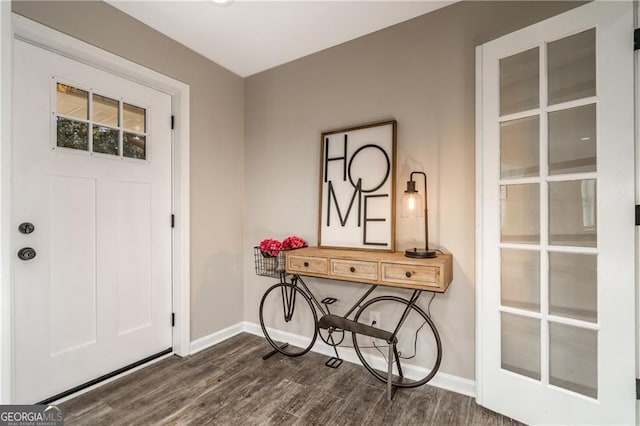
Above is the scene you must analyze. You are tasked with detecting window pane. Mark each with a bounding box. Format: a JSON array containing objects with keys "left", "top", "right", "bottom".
[
  {"left": 123, "top": 104, "right": 146, "bottom": 133},
  {"left": 501, "top": 184, "right": 540, "bottom": 244},
  {"left": 500, "top": 48, "right": 539, "bottom": 116},
  {"left": 549, "top": 252, "right": 597, "bottom": 323},
  {"left": 500, "top": 115, "right": 539, "bottom": 178},
  {"left": 549, "top": 322, "right": 597, "bottom": 398},
  {"left": 56, "top": 83, "right": 88, "bottom": 120},
  {"left": 57, "top": 117, "right": 88, "bottom": 151},
  {"left": 548, "top": 29, "right": 596, "bottom": 105},
  {"left": 124, "top": 133, "right": 146, "bottom": 160},
  {"left": 549, "top": 104, "right": 596, "bottom": 175},
  {"left": 93, "top": 94, "right": 119, "bottom": 128},
  {"left": 501, "top": 313, "right": 540, "bottom": 380},
  {"left": 549, "top": 180, "right": 596, "bottom": 247},
  {"left": 93, "top": 125, "right": 119, "bottom": 156},
  {"left": 501, "top": 249, "right": 540, "bottom": 312}
]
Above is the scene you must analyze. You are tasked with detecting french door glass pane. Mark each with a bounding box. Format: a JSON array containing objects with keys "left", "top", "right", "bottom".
[
  {"left": 549, "top": 252, "right": 597, "bottom": 323},
  {"left": 501, "top": 249, "right": 540, "bottom": 312},
  {"left": 549, "top": 322, "right": 597, "bottom": 398},
  {"left": 549, "top": 104, "right": 596, "bottom": 175},
  {"left": 548, "top": 29, "right": 596, "bottom": 105},
  {"left": 501, "top": 184, "right": 540, "bottom": 243},
  {"left": 501, "top": 313, "right": 540, "bottom": 380},
  {"left": 549, "top": 180, "right": 596, "bottom": 247},
  {"left": 500, "top": 48, "right": 539, "bottom": 116},
  {"left": 93, "top": 94, "right": 119, "bottom": 128},
  {"left": 500, "top": 116, "right": 540, "bottom": 178}
]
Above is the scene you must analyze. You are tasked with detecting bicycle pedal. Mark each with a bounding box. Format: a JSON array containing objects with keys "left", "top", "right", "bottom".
[
  {"left": 321, "top": 297, "right": 338, "bottom": 305},
  {"left": 325, "top": 357, "right": 343, "bottom": 369}
]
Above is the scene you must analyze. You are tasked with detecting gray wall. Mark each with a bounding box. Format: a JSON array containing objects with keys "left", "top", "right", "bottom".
[
  {"left": 13, "top": 0, "right": 584, "bottom": 381},
  {"left": 12, "top": 0, "right": 246, "bottom": 341},
  {"left": 244, "top": 1, "right": 582, "bottom": 380}
]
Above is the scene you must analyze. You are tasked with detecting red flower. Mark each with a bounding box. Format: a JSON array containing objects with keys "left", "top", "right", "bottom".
[
  {"left": 259, "top": 236, "right": 306, "bottom": 256},
  {"left": 259, "top": 239, "right": 282, "bottom": 257},
  {"left": 282, "top": 236, "right": 306, "bottom": 250}
]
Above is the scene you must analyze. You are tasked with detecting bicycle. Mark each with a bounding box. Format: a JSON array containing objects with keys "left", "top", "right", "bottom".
[{"left": 254, "top": 247, "right": 443, "bottom": 400}]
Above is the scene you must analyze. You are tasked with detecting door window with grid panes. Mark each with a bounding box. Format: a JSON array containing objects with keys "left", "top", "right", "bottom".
[{"left": 54, "top": 81, "right": 148, "bottom": 160}]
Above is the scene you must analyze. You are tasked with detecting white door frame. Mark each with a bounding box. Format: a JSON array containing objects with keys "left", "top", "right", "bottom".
[
  {"left": 0, "top": 14, "right": 191, "bottom": 403},
  {"left": 635, "top": 0, "right": 640, "bottom": 420}
]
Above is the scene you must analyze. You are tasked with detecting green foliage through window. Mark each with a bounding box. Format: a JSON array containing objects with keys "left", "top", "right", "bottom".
[
  {"left": 57, "top": 117, "right": 88, "bottom": 151},
  {"left": 93, "top": 126, "right": 119, "bottom": 156},
  {"left": 124, "top": 133, "right": 146, "bottom": 160}
]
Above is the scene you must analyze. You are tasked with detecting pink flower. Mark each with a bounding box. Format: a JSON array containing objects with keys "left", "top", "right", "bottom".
[
  {"left": 259, "top": 239, "right": 282, "bottom": 257},
  {"left": 259, "top": 236, "right": 306, "bottom": 257},
  {"left": 282, "top": 236, "right": 306, "bottom": 250}
]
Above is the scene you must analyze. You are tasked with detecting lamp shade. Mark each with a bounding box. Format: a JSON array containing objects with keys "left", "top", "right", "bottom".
[{"left": 401, "top": 191, "right": 423, "bottom": 218}]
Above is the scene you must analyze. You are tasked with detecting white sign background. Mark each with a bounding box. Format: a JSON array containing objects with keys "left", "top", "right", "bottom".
[{"left": 318, "top": 121, "right": 396, "bottom": 251}]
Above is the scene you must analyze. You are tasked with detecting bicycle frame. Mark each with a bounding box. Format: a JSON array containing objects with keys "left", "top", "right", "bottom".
[{"left": 282, "top": 272, "right": 423, "bottom": 355}]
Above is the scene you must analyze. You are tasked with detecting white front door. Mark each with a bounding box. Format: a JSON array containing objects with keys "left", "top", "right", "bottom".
[
  {"left": 477, "top": 2, "right": 634, "bottom": 424},
  {"left": 13, "top": 39, "right": 173, "bottom": 404}
]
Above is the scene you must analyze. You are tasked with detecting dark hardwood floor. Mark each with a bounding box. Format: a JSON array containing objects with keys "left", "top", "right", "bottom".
[{"left": 60, "top": 333, "right": 521, "bottom": 425}]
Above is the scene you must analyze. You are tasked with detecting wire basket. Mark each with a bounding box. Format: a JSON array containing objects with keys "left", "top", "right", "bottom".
[{"left": 254, "top": 247, "right": 287, "bottom": 278}]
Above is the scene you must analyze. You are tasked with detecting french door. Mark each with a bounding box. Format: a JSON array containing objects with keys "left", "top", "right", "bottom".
[
  {"left": 13, "top": 39, "right": 173, "bottom": 403},
  {"left": 476, "top": 2, "right": 634, "bottom": 424}
]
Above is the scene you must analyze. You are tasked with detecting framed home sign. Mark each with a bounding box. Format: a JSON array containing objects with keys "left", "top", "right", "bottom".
[{"left": 318, "top": 120, "right": 396, "bottom": 251}]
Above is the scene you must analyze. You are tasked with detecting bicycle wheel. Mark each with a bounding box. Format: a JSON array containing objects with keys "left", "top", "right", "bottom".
[
  {"left": 259, "top": 282, "right": 318, "bottom": 357},
  {"left": 352, "top": 295, "right": 441, "bottom": 388}
]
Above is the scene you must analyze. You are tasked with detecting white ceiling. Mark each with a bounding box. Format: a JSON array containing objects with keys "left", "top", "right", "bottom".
[{"left": 107, "top": 1, "right": 457, "bottom": 77}]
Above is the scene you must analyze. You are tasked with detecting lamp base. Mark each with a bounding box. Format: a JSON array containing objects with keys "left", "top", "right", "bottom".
[{"left": 405, "top": 248, "right": 437, "bottom": 259}]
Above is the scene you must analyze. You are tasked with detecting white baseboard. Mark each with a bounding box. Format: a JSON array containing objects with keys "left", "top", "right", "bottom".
[
  {"left": 241, "top": 321, "right": 476, "bottom": 398},
  {"left": 190, "top": 322, "right": 246, "bottom": 355}
]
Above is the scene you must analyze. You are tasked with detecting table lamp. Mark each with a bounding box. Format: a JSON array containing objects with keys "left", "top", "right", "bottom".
[{"left": 402, "top": 171, "right": 436, "bottom": 258}]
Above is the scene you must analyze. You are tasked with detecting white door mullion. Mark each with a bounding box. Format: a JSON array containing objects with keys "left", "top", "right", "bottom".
[
  {"left": 88, "top": 90, "right": 93, "bottom": 154},
  {"left": 118, "top": 99, "right": 123, "bottom": 158},
  {"left": 498, "top": 108, "right": 541, "bottom": 123},
  {"left": 546, "top": 96, "right": 597, "bottom": 113},
  {"left": 539, "top": 39, "right": 550, "bottom": 388},
  {"left": 499, "top": 176, "right": 542, "bottom": 185}
]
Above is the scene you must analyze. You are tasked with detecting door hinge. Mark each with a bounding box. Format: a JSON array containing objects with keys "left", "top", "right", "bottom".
[
  {"left": 171, "top": 214, "right": 175, "bottom": 228},
  {"left": 171, "top": 115, "right": 175, "bottom": 130},
  {"left": 636, "top": 205, "right": 640, "bottom": 226},
  {"left": 636, "top": 378, "right": 640, "bottom": 399},
  {"left": 635, "top": 29, "right": 640, "bottom": 50},
  {"left": 172, "top": 313, "right": 175, "bottom": 327}
]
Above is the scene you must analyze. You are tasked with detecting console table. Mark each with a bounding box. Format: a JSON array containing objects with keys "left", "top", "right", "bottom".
[{"left": 285, "top": 247, "right": 453, "bottom": 292}]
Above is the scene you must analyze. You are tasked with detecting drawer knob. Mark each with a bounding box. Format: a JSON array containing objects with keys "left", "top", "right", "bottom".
[
  {"left": 304, "top": 262, "right": 309, "bottom": 267},
  {"left": 350, "top": 266, "right": 356, "bottom": 273},
  {"left": 405, "top": 271, "right": 412, "bottom": 278}
]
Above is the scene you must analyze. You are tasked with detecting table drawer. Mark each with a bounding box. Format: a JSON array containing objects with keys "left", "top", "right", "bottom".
[
  {"left": 288, "top": 255, "right": 328, "bottom": 275},
  {"left": 381, "top": 263, "right": 440, "bottom": 288},
  {"left": 330, "top": 259, "right": 378, "bottom": 281}
]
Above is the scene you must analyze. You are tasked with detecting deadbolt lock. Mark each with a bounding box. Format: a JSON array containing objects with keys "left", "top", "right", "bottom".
[
  {"left": 18, "top": 222, "right": 35, "bottom": 234},
  {"left": 18, "top": 247, "right": 36, "bottom": 261}
]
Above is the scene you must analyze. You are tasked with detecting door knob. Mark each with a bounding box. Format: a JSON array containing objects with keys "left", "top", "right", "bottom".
[
  {"left": 17, "top": 247, "right": 36, "bottom": 261},
  {"left": 18, "top": 222, "right": 35, "bottom": 234}
]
